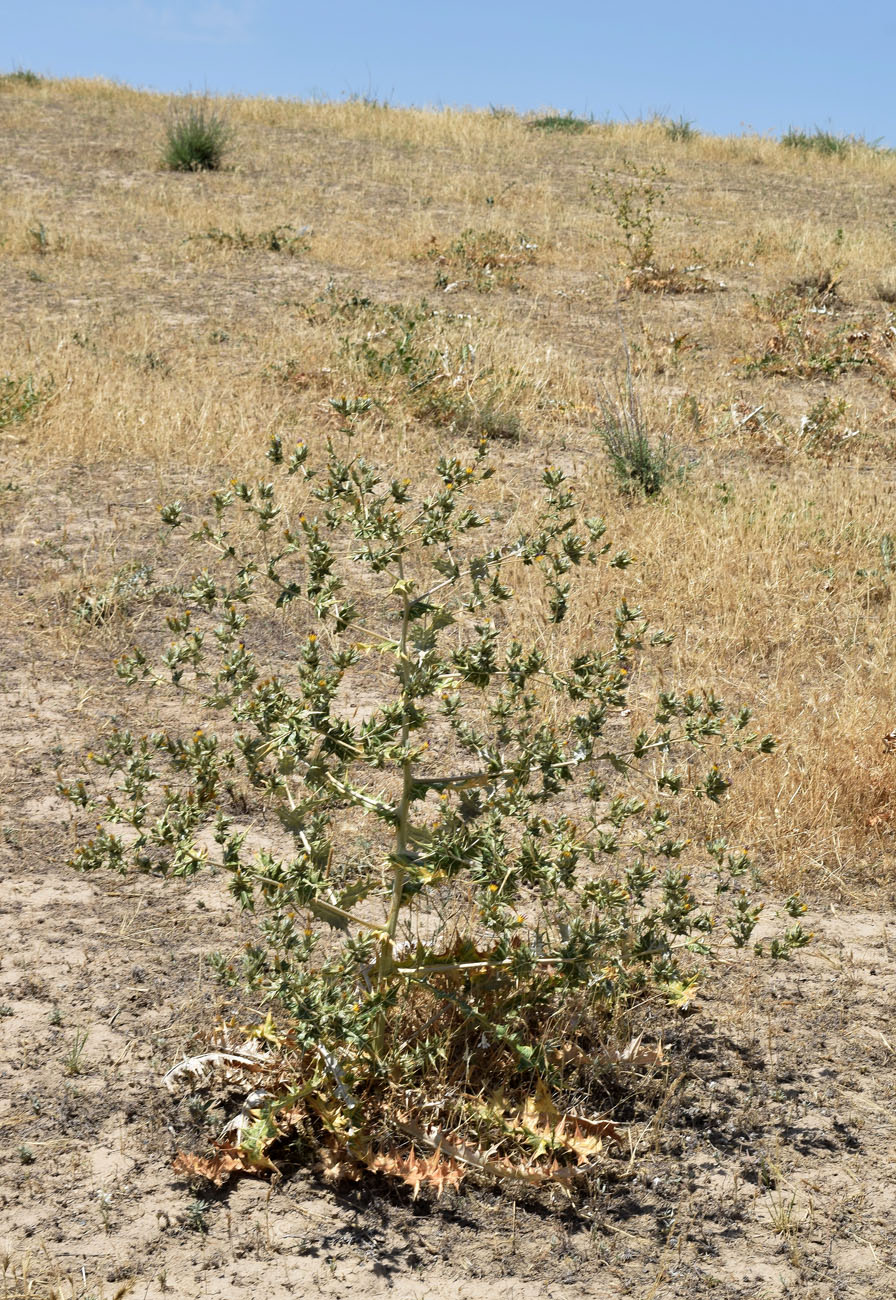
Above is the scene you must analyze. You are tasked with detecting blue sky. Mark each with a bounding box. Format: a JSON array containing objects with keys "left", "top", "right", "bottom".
[{"left": 6, "top": 1, "right": 896, "bottom": 146}]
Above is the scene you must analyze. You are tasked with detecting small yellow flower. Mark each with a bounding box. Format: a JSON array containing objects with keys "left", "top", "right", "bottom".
[{"left": 488, "top": 884, "right": 498, "bottom": 893}]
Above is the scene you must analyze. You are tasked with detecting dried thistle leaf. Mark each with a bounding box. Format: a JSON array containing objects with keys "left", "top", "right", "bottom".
[{"left": 162, "top": 1050, "right": 267, "bottom": 1092}]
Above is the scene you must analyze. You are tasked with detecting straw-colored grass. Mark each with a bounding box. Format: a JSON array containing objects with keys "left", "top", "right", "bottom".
[{"left": 3, "top": 78, "right": 896, "bottom": 902}]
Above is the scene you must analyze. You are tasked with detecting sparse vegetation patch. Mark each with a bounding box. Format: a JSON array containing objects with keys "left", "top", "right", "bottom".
[
  {"left": 0, "top": 373, "right": 51, "bottom": 430},
  {"left": 0, "top": 67, "right": 42, "bottom": 88},
  {"left": 162, "top": 100, "right": 232, "bottom": 172},
  {"left": 656, "top": 115, "right": 699, "bottom": 142},
  {"left": 595, "top": 161, "right": 717, "bottom": 293},
  {"left": 528, "top": 113, "right": 590, "bottom": 135},
  {"left": 781, "top": 126, "right": 868, "bottom": 156},
  {"left": 191, "top": 224, "right": 311, "bottom": 255},
  {"left": 426, "top": 228, "right": 538, "bottom": 292},
  {"left": 596, "top": 370, "right": 683, "bottom": 496}
]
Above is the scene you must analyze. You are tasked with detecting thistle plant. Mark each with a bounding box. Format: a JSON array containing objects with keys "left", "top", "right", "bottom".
[
  {"left": 595, "top": 160, "right": 668, "bottom": 273},
  {"left": 62, "top": 407, "right": 808, "bottom": 1193}
]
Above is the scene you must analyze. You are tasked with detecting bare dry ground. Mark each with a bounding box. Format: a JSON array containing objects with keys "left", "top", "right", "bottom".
[{"left": 1, "top": 79, "right": 896, "bottom": 1299}]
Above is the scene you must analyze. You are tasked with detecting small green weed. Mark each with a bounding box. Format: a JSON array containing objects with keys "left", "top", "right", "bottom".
[
  {"left": 427, "top": 228, "right": 537, "bottom": 292},
  {"left": 28, "top": 223, "right": 50, "bottom": 254},
  {"left": 75, "top": 563, "right": 157, "bottom": 625},
  {"left": 743, "top": 286, "right": 882, "bottom": 380},
  {"left": 0, "top": 68, "right": 42, "bottom": 88},
  {"left": 0, "top": 374, "right": 51, "bottom": 431},
  {"left": 528, "top": 113, "right": 590, "bottom": 135},
  {"left": 341, "top": 298, "right": 504, "bottom": 433},
  {"left": 301, "top": 284, "right": 374, "bottom": 324},
  {"left": 162, "top": 100, "right": 231, "bottom": 172},
  {"left": 763, "top": 1179, "right": 809, "bottom": 1237},
  {"left": 192, "top": 224, "right": 310, "bottom": 255},
  {"left": 450, "top": 397, "right": 522, "bottom": 442},
  {"left": 656, "top": 115, "right": 699, "bottom": 142},
  {"left": 594, "top": 161, "right": 670, "bottom": 279},
  {"left": 781, "top": 127, "right": 857, "bottom": 156},
  {"left": 127, "top": 351, "right": 171, "bottom": 376},
  {"left": 183, "top": 1199, "right": 210, "bottom": 1233},
  {"left": 344, "top": 300, "right": 521, "bottom": 438},
  {"left": 63, "top": 1028, "right": 89, "bottom": 1076},
  {"left": 18, "top": 1146, "right": 36, "bottom": 1166},
  {"left": 596, "top": 370, "right": 682, "bottom": 496},
  {"left": 798, "top": 396, "right": 859, "bottom": 457},
  {"left": 745, "top": 317, "right": 867, "bottom": 379},
  {"left": 856, "top": 533, "right": 895, "bottom": 589}
]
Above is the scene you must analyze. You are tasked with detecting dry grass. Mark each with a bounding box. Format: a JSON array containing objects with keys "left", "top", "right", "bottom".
[{"left": 3, "top": 77, "right": 896, "bottom": 911}]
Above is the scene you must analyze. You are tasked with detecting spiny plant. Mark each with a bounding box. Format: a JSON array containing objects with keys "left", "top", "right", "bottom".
[
  {"left": 594, "top": 160, "right": 668, "bottom": 273},
  {"left": 798, "top": 395, "right": 858, "bottom": 458},
  {"left": 62, "top": 407, "right": 808, "bottom": 1197},
  {"left": 744, "top": 301, "right": 872, "bottom": 379},
  {"left": 338, "top": 297, "right": 521, "bottom": 437},
  {"left": 162, "top": 100, "right": 232, "bottom": 172},
  {"left": 426, "top": 228, "right": 538, "bottom": 293},
  {"left": 74, "top": 562, "right": 160, "bottom": 625}
]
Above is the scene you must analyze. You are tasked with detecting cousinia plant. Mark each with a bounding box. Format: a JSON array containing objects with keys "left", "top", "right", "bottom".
[{"left": 63, "top": 403, "right": 809, "bottom": 1192}]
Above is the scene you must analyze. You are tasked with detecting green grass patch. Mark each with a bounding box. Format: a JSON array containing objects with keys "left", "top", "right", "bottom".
[
  {"left": 528, "top": 113, "right": 590, "bottom": 135},
  {"left": 0, "top": 374, "right": 51, "bottom": 430},
  {"left": 163, "top": 101, "right": 232, "bottom": 172}
]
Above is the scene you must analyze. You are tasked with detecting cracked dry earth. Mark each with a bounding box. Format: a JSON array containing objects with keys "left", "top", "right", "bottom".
[{"left": 1, "top": 461, "right": 896, "bottom": 1300}]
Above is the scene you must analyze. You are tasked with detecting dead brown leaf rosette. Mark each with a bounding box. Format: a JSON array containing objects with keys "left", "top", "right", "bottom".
[{"left": 164, "top": 1028, "right": 631, "bottom": 1199}]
